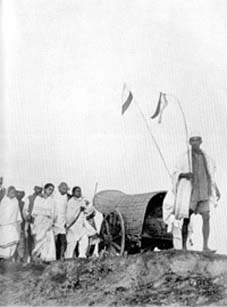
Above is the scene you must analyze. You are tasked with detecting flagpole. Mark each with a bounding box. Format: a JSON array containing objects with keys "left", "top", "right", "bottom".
[
  {"left": 92, "top": 182, "right": 98, "bottom": 205},
  {"left": 165, "top": 93, "right": 191, "bottom": 171},
  {"left": 133, "top": 99, "right": 172, "bottom": 179}
]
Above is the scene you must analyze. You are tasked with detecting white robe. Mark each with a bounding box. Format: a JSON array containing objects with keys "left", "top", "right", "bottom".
[
  {"left": 0, "top": 196, "right": 22, "bottom": 258},
  {"left": 32, "top": 196, "right": 56, "bottom": 262},
  {"left": 66, "top": 197, "right": 96, "bottom": 244},
  {"left": 53, "top": 192, "right": 67, "bottom": 235}
]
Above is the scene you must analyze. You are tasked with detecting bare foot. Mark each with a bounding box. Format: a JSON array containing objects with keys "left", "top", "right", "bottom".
[{"left": 203, "top": 247, "right": 216, "bottom": 253}]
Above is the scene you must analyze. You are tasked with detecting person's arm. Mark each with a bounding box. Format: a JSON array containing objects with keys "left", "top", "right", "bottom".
[
  {"left": 0, "top": 188, "right": 6, "bottom": 202},
  {"left": 172, "top": 152, "right": 192, "bottom": 193},
  {"left": 214, "top": 183, "right": 221, "bottom": 201},
  {"left": 15, "top": 201, "right": 23, "bottom": 233},
  {"left": 52, "top": 199, "right": 58, "bottom": 224},
  {"left": 22, "top": 198, "right": 29, "bottom": 220}
]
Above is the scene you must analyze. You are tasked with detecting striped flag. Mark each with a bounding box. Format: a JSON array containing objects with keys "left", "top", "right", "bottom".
[
  {"left": 121, "top": 84, "right": 133, "bottom": 115},
  {"left": 151, "top": 92, "right": 168, "bottom": 123}
]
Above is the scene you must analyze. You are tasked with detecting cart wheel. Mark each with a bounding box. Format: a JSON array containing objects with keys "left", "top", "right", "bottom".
[{"left": 100, "top": 208, "right": 125, "bottom": 256}]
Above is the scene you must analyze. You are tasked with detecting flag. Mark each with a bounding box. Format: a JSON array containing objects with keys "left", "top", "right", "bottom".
[
  {"left": 121, "top": 84, "right": 133, "bottom": 115},
  {"left": 151, "top": 92, "right": 168, "bottom": 123}
]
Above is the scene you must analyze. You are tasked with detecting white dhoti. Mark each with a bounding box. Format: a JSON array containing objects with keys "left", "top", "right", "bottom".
[
  {"left": 0, "top": 224, "right": 20, "bottom": 258},
  {"left": 65, "top": 233, "right": 89, "bottom": 258},
  {"left": 32, "top": 196, "right": 56, "bottom": 262},
  {"left": 65, "top": 197, "right": 97, "bottom": 259},
  {"left": 0, "top": 197, "right": 22, "bottom": 259},
  {"left": 32, "top": 215, "right": 56, "bottom": 262}
]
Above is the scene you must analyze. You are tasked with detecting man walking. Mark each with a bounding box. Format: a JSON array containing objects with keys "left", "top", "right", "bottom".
[
  {"left": 53, "top": 182, "right": 69, "bottom": 260},
  {"left": 65, "top": 186, "right": 97, "bottom": 259},
  {"left": 15, "top": 190, "right": 26, "bottom": 262},
  {"left": 23, "top": 185, "right": 43, "bottom": 262},
  {"left": 0, "top": 186, "right": 22, "bottom": 260}
]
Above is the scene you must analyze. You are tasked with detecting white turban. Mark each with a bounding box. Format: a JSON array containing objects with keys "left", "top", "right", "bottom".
[{"left": 189, "top": 131, "right": 202, "bottom": 139}]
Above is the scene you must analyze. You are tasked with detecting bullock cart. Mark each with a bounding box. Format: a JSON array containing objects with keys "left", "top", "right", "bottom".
[{"left": 93, "top": 190, "right": 173, "bottom": 255}]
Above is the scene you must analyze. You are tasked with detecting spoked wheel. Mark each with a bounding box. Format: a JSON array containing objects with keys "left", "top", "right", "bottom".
[{"left": 99, "top": 208, "right": 125, "bottom": 256}]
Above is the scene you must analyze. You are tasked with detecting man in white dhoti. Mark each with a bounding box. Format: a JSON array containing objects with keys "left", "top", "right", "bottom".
[
  {"left": 163, "top": 132, "right": 220, "bottom": 251},
  {"left": 65, "top": 186, "right": 97, "bottom": 259},
  {"left": 23, "top": 185, "right": 43, "bottom": 263},
  {"left": 32, "top": 183, "right": 56, "bottom": 262},
  {"left": 0, "top": 186, "right": 22, "bottom": 260},
  {"left": 53, "top": 182, "right": 69, "bottom": 260},
  {"left": 15, "top": 190, "right": 26, "bottom": 262}
]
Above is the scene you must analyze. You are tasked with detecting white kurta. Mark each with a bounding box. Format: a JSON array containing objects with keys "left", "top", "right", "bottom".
[
  {"left": 0, "top": 196, "right": 22, "bottom": 258},
  {"left": 32, "top": 196, "right": 56, "bottom": 262},
  {"left": 53, "top": 192, "right": 67, "bottom": 235},
  {"left": 23, "top": 196, "right": 36, "bottom": 235}
]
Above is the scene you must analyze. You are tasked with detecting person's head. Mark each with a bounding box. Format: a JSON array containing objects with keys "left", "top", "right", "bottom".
[
  {"left": 16, "top": 190, "right": 25, "bottom": 201},
  {"left": 34, "top": 186, "right": 43, "bottom": 195},
  {"left": 7, "top": 186, "right": 16, "bottom": 199},
  {"left": 58, "top": 182, "right": 69, "bottom": 195},
  {"left": 43, "top": 183, "right": 55, "bottom": 197},
  {"left": 189, "top": 132, "right": 202, "bottom": 152},
  {"left": 72, "top": 186, "right": 82, "bottom": 198}
]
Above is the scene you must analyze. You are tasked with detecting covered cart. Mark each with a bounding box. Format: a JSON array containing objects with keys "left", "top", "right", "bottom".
[{"left": 93, "top": 190, "right": 173, "bottom": 255}]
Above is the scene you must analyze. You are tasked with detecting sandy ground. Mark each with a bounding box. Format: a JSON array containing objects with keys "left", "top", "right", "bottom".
[{"left": 1, "top": 250, "right": 227, "bottom": 306}]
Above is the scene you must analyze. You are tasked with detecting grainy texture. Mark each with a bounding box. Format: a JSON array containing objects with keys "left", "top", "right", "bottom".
[{"left": 1, "top": 250, "right": 227, "bottom": 306}]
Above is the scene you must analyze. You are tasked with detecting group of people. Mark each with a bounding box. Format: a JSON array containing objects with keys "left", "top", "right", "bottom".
[
  {"left": 0, "top": 180, "right": 99, "bottom": 263},
  {"left": 0, "top": 131, "right": 222, "bottom": 262}
]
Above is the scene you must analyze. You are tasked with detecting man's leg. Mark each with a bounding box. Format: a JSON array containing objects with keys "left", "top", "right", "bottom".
[
  {"left": 65, "top": 241, "right": 77, "bottom": 259},
  {"left": 78, "top": 235, "right": 89, "bottom": 258},
  {"left": 182, "top": 218, "right": 190, "bottom": 250},
  {"left": 182, "top": 209, "right": 193, "bottom": 250},
  {"left": 59, "top": 234, "right": 67, "bottom": 260},
  {"left": 201, "top": 211, "right": 210, "bottom": 251},
  {"left": 26, "top": 225, "right": 34, "bottom": 263},
  {"left": 55, "top": 234, "right": 61, "bottom": 260}
]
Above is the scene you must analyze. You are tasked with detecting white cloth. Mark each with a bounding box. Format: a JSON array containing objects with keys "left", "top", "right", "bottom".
[
  {"left": 172, "top": 218, "right": 193, "bottom": 250},
  {"left": 53, "top": 192, "right": 67, "bottom": 235},
  {"left": 189, "top": 131, "right": 202, "bottom": 138},
  {"left": 32, "top": 196, "right": 56, "bottom": 262},
  {"left": 163, "top": 190, "right": 194, "bottom": 249},
  {"left": 0, "top": 196, "right": 22, "bottom": 258},
  {"left": 65, "top": 235, "right": 88, "bottom": 258},
  {"left": 65, "top": 197, "right": 96, "bottom": 258},
  {"left": 23, "top": 197, "right": 35, "bottom": 235},
  {"left": 171, "top": 149, "right": 217, "bottom": 219},
  {"left": 23, "top": 197, "right": 31, "bottom": 219}
]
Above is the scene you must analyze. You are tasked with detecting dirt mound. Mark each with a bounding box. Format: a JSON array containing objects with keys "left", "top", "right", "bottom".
[{"left": 1, "top": 250, "right": 227, "bottom": 306}]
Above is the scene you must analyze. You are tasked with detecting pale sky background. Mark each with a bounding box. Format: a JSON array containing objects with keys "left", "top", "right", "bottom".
[{"left": 1, "top": 0, "right": 227, "bottom": 253}]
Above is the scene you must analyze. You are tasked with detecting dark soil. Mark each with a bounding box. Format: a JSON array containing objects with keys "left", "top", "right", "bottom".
[{"left": 1, "top": 250, "right": 227, "bottom": 306}]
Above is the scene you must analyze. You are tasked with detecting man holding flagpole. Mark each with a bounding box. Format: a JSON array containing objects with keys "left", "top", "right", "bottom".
[{"left": 164, "top": 131, "right": 220, "bottom": 252}]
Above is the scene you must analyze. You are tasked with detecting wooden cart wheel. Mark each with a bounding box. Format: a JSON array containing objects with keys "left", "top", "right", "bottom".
[{"left": 99, "top": 208, "right": 125, "bottom": 256}]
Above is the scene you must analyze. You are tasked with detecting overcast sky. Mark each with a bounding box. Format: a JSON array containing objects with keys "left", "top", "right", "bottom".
[{"left": 1, "top": 0, "right": 227, "bottom": 253}]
